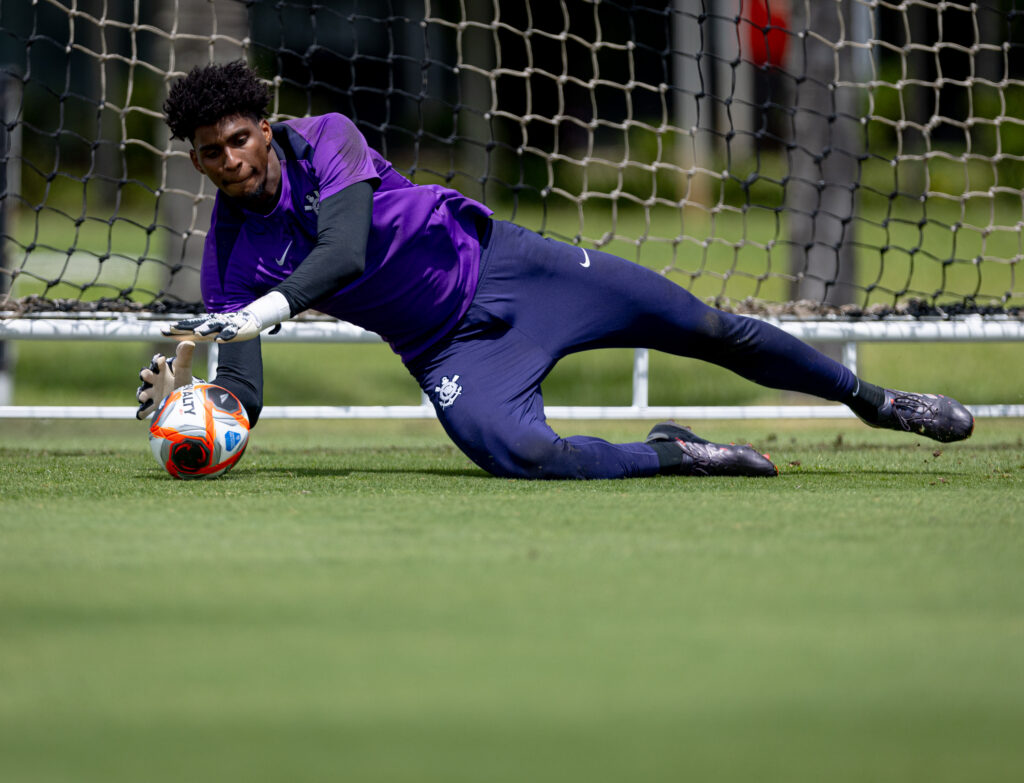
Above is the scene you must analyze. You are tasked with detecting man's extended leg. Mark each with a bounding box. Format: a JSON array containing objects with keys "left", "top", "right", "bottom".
[
  {"left": 473, "top": 222, "right": 855, "bottom": 399},
  {"left": 469, "top": 221, "right": 972, "bottom": 443}
]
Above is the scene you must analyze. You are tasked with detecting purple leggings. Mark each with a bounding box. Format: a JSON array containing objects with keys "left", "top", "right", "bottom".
[{"left": 407, "top": 220, "right": 856, "bottom": 479}]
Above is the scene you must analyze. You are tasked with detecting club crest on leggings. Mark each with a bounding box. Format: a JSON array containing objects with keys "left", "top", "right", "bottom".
[{"left": 435, "top": 375, "right": 462, "bottom": 409}]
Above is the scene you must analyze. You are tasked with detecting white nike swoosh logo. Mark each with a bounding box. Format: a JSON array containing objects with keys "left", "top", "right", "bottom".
[
  {"left": 274, "top": 240, "right": 293, "bottom": 267},
  {"left": 580, "top": 248, "right": 591, "bottom": 268}
]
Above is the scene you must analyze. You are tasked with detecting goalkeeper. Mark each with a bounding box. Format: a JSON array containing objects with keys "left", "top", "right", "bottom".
[{"left": 137, "top": 61, "right": 974, "bottom": 480}]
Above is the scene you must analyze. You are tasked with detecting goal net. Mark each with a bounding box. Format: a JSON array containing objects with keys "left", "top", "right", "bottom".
[
  {"left": 0, "top": 0, "right": 1022, "bottom": 417},
  {"left": 4, "top": 0, "right": 1024, "bottom": 317}
]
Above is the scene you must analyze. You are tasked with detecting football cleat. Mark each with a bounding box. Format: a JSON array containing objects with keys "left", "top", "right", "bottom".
[
  {"left": 861, "top": 390, "right": 975, "bottom": 443},
  {"left": 645, "top": 421, "right": 778, "bottom": 477},
  {"left": 644, "top": 420, "right": 710, "bottom": 445}
]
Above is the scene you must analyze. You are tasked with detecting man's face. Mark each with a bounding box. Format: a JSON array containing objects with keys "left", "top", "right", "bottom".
[{"left": 190, "top": 114, "right": 279, "bottom": 211}]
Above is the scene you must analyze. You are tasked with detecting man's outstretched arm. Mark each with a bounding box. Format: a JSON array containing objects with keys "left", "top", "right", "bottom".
[{"left": 163, "top": 181, "right": 374, "bottom": 342}]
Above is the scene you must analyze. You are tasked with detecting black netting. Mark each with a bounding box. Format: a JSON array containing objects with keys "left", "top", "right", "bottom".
[{"left": 1, "top": 0, "right": 1023, "bottom": 319}]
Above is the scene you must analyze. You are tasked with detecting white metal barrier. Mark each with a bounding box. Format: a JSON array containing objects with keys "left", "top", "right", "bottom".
[{"left": 1, "top": 313, "right": 1023, "bottom": 419}]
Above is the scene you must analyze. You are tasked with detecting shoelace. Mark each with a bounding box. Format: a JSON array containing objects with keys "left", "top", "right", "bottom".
[{"left": 890, "top": 393, "right": 939, "bottom": 432}]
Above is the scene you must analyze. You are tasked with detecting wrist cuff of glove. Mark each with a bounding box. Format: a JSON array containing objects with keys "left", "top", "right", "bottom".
[{"left": 246, "top": 291, "right": 291, "bottom": 331}]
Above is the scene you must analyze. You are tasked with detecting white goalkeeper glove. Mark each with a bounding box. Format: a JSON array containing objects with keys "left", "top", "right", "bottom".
[
  {"left": 135, "top": 340, "right": 199, "bottom": 420},
  {"left": 163, "top": 291, "right": 291, "bottom": 343}
]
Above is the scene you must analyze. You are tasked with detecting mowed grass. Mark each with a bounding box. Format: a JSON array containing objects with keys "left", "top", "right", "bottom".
[{"left": 2, "top": 417, "right": 1024, "bottom": 783}]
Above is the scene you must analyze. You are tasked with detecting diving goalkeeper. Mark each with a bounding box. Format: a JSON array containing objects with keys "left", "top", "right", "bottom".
[{"left": 137, "top": 61, "right": 974, "bottom": 480}]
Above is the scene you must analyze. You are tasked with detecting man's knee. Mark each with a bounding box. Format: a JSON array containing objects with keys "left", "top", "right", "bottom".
[
  {"left": 468, "top": 431, "right": 578, "bottom": 480},
  {"left": 503, "top": 433, "right": 572, "bottom": 478}
]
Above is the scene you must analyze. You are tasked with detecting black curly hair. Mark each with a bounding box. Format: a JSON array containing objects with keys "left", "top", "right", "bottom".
[{"left": 163, "top": 60, "right": 271, "bottom": 142}]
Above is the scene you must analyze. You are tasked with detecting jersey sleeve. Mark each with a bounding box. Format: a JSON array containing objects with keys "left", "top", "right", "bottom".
[{"left": 303, "top": 113, "right": 381, "bottom": 201}]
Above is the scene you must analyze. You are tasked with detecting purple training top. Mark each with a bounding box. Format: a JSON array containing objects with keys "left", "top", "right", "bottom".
[{"left": 200, "top": 113, "right": 492, "bottom": 362}]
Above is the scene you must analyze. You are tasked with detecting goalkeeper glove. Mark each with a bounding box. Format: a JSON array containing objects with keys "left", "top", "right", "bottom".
[
  {"left": 135, "top": 340, "right": 199, "bottom": 420},
  {"left": 163, "top": 291, "right": 290, "bottom": 343}
]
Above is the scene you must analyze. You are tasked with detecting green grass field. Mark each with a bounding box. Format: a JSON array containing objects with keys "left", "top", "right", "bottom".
[{"left": 2, "top": 417, "right": 1024, "bottom": 783}]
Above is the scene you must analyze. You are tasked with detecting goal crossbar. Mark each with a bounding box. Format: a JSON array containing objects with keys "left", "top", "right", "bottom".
[{"left": 3, "top": 313, "right": 1024, "bottom": 344}]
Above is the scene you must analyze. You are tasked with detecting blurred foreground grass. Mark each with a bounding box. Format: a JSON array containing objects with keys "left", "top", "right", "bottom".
[{"left": 2, "top": 418, "right": 1023, "bottom": 783}]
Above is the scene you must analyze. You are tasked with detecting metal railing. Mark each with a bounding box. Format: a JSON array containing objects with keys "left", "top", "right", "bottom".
[{"left": 2, "top": 312, "right": 1023, "bottom": 419}]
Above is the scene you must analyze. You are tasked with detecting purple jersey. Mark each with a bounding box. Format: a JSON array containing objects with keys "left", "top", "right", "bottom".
[{"left": 201, "top": 113, "right": 492, "bottom": 362}]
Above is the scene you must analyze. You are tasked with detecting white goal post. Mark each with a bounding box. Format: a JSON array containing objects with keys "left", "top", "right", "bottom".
[
  {"left": 1, "top": 1, "right": 1022, "bottom": 419},
  {"left": 1, "top": 313, "right": 1021, "bottom": 419}
]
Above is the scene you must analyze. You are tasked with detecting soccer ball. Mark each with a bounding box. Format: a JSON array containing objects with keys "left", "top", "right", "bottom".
[{"left": 149, "top": 383, "right": 250, "bottom": 480}]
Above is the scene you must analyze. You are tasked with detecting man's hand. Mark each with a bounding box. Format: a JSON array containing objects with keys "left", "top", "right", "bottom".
[
  {"left": 163, "top": 291, "right": 292, "bottom": 343},
  {"left": 135, "top": 340, "right": 197, "bottom": 420},
  {"left": 162, "top": 310, "right": 262, "bottom": 343}
]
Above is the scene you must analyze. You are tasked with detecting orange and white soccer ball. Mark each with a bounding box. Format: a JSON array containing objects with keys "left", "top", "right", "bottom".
[{"left": 149, "top": 383, "right": 250, "bottom": 480}]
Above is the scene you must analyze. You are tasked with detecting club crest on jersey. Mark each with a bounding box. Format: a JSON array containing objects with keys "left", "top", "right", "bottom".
[
  {"left": 435, "top": 375, "right": 462, "bottom": 409},
  {"left": 304, "top": 190, "right": 320, "bottom": 215}
]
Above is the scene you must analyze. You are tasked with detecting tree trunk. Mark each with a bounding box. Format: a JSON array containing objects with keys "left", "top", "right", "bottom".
[
  {"left": 785, "top": 0, "right": 863, "bottom": 309},
  {"left": 155, "top": 0, "right": 250, "bottom": 311}
]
